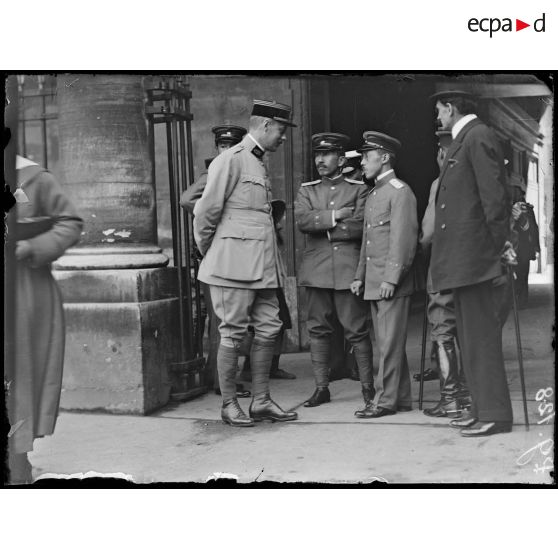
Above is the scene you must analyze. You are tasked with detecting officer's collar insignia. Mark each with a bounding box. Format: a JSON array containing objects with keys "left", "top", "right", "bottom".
[
  {"left": 251, "top": 145, "right": 265, "bottom": 159},
  {"left": 389, "top": 178, "right": 405, "bottom": 189}
]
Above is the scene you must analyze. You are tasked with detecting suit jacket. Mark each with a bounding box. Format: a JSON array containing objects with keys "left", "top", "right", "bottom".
[
  {"left": 295, "top": 174, "right": 367, "bottom": 290},
  {"left": 431, "top": 118, "right": 510, "bottom": 292},
  {"left": 355, "top": 170, "right": 418, "bottom": 300},
  {"left": 194, "top": 135, "right": 283, "bottom": 289}
]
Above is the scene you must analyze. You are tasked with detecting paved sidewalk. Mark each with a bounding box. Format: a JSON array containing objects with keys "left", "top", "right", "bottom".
[{"left": 29, "top": 284, "right": 554, "bottom": 484}]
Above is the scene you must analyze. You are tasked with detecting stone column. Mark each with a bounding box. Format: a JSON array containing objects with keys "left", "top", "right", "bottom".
[{"left": 53, "top": 74, "right": 179, "bottom": 414}]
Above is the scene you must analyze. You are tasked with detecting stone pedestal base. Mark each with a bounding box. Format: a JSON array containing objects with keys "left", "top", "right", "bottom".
[{"left": 54, "top": 267, "right": 182, "bottom": 414}]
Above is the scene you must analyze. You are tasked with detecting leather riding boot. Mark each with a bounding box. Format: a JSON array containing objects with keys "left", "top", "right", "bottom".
[
  {"left": 352, "top": 339, "right": 374, "bottom": 387},
  {"left": 216, "top": 343, "right": 240, "bottom": 404},
  {"left": 304, "top": 387, "right": 331, "bottom": 407},
  {"left": 423, "top": 341, "right": 462, "bottom": 418},
  {"left": 248, "top": 338, "right": 298, "bottom": 421},
  {"left": 221, "top": 399, "right": 255, "bottom": 427},
  {"left": 310, "top": 336, "right": 331, "bottom": 388},
  {"left": 354, "top": 383, "right": 375, "bottom": 417},
  {"left": 249, "top": 338, "right": 275, "bottom": 398},
  {"left": 249, "top": 393, "right": 298, "bottom": 422}
]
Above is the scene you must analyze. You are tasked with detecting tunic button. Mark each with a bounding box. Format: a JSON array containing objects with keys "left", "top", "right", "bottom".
[
  {"left": 367, "top": 240, "right": 370, "bottom": 245},
  {"left": 333, "top": 246, "right": 338, "bottom": 250},
  {"left": 330, "top": 202, "right": 334, "bottom": 205},
  {"left": 367, "top": 224, "right": 371, "bottom": 228},
  {"left": 331, "top": 186, "right": 335, "bottom": 190},
  {"left": 373, "top": 192, "right": 376, "bottom": 196},
  {"left": 366, "top": 257, "right": 370, "bottom": 261},
  {"left": 441, "top": 203, "right": 446, "bottom": 209},
  {"left": 441, "top": 224, "right": 446, "bottom": 230},
  {"left": 379, "top": 221, "right": 383, "bottom": 225}
]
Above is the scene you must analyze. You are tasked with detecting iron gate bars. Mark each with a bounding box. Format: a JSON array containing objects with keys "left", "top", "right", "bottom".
[
  {"left": 16, "top": 75, "right": 57, "bottom": 169},
  {"left": 146, "top": 76, "right": 206, "bottom": 399}
]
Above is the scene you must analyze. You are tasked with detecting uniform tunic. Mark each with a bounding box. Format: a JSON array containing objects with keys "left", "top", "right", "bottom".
[
  {"left": 193, "top": 135, "right": 283, "bottom": 342},
  {"left": 355, "top": 170, "right": 417, "bottom": 299},
  {"left": 10, "top": 160, "right": 83, "bottom": 454},
  {"left": 295, "top": 174, "right": 368, "bottom": 290},
  {"left": 194, "top": 136, "right": 282, "bottom": 289}
]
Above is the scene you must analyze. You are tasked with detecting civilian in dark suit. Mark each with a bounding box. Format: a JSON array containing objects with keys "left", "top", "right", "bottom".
[{"left": 430, "top": 90, "right": 513, "bottom": 437}]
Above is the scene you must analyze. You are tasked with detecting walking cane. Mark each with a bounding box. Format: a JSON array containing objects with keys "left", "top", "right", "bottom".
[
  {"left": 418, "top": 289, "right": 429, "bottom": 410},
  {"left": 507, "top": 265, "right": 530, "bottom": 430}
]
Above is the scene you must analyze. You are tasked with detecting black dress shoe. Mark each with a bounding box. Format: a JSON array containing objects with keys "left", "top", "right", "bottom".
[
  {"left": 270, "top": 368, "right": 297, "bottom": 380},
  {"left": 460, "top": 421, "right": 512, "bottom": 437},
  {"left": 304, "top": 387, "right": 331, "bottom": 407},
  {"left": 249, "top": 396, "right": 298, "bottom": 422},
  {"left": 423, "top": 399, "right": 462, "bottom": 418},
  {"left": 413, "top": 368, "right": 438, "bottom": 382},
  {"left": 355, "top": 406, "right": 396, "bottom": 419},
  {"left": 221, "top": 400, "right": 255, "bottom": 427},
  {"left": 449, "top": 413, "right": 477, "bottom": 429}
]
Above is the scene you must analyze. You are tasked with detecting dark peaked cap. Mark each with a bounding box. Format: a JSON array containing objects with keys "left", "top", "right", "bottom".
[
  {"left": 311, "top": 132, "right": 350, "bottom": 152},
  {"left": 211, "top": 125, "right": 247, "bottom": 145},
  {"left": 357, "top": 131, "right": 401, "bottom": 154},
  {"left": 430, "top": 89, "right": 477, "bottom": 102},
  {"left": 251, "top": 99, "right": 297, "bottom": 127}
]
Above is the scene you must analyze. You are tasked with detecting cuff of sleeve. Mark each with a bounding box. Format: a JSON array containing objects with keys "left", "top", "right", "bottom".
[
  {"left": 384, "top": 265, "right": 403, "bottom": 285},
  {"left": 331, "top": 211, "right": 336, "bottom": 227}
]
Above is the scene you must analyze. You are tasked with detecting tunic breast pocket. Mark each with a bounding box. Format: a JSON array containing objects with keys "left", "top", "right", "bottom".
[
  {"left": 371, "top": 210, "right": 391, "bottom": 228},
  {"left": 212, "top": 220, "right": 266, "bottom": 281},
  {"left": 241, "top": 173, "right": 268, "bottom": 208}
]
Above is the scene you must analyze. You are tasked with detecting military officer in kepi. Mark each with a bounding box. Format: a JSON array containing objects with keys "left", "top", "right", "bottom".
[
  {"left": 180, "top": 124, "right": 251, "bottom": 399},
  {"left": 351, "top": 132, "right": 418, "bottom": 418},
  {"left": 295, "top": 133, "right": 374, "bottom": 411},
  {"left": 194, "top": 99, "right": 298, "bottom": 427}
]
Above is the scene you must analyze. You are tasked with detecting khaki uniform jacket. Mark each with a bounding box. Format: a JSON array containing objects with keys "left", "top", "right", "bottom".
[
  {"left": 430, "top": 118, "right": 510, "bottom": 292},
  {"left": 194, "top": 135, "right": 283, "bottom": 289},
  {"left": 295, "top": 174, "right": 367, "bottom": 290},
  {"left": 355, "top": 170, "right": 418, "bottom": 300}
]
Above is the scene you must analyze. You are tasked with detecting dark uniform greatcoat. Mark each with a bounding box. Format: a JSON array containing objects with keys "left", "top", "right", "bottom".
[
  {"left": 295, "top": 174, "right": 368, "bottom": 290},
  {"left": 10, "top": 160, "right": 83, "bottom": 454}
]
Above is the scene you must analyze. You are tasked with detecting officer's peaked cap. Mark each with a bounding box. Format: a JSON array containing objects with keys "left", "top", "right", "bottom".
[
  {"left": 357, "top": 131, "right": 401, "bottom": 154},
  {"left": 311, "top": 132, "right": 350, "bottom": 152},
  {"left": 211, "top": 125, "right": 247, "bottom": 145}
]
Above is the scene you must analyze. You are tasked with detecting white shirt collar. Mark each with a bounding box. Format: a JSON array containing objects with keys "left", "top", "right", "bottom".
[
  {"left": 377, "top": 169, "right": 394, "bottom": 182},
  {"left": 452, "top": 114, "right": 477, "bottom": 140},
  {"left": 247, "top": 133, "right": 265, "bottom": 152}
]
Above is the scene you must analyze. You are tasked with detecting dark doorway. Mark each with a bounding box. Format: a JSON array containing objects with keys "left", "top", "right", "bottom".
[{"left": 308, "top": 74, "right": 442, "bottom": 217}]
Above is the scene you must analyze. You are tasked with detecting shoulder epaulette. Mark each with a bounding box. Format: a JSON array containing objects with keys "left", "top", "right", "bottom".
[
  {"left": 301, "top": 179, "right": 321, "bottom": 186},
  {"left": 231, "top": 144, "right": 245, "bottom": 154},
  {"left": 345, "top": 178, "right": 365, "bottom": 185},
  {"left": 389, "top": 178, "right": 406, "bottom": 189}
]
